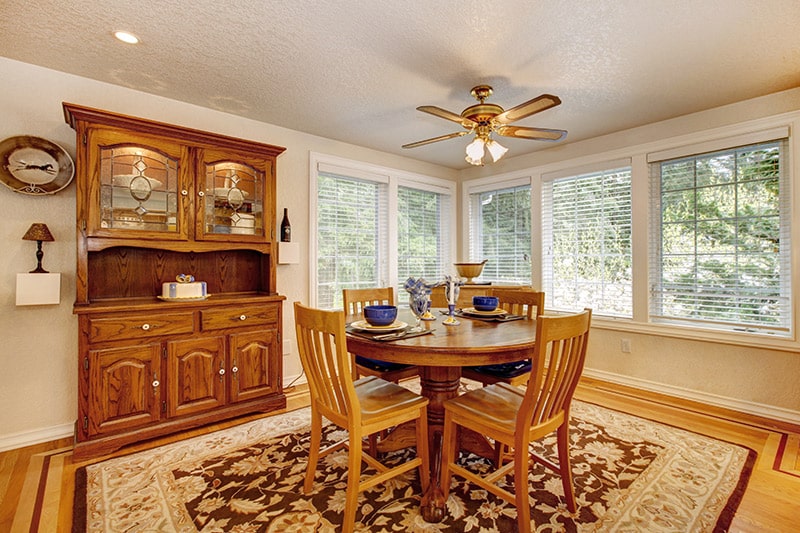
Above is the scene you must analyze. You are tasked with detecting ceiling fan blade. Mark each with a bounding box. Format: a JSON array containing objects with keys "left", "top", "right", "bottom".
[
  {"left": 402, "top": 131, "right": 468, "bottom": 149},
  {"left": 495, "top": 125, "right": 567, "bottom": 142},
  {"left": 493, "top": 94, "right": 561, "bottom": 124},
  {"left": 417, "top": 106, "right": 477, "bottom": 127}
]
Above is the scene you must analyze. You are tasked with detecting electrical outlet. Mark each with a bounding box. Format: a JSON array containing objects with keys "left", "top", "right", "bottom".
[{"left": 621, "top": 338, "right": 631, "bottom": 353}]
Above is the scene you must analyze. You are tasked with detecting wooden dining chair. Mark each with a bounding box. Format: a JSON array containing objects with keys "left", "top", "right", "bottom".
[
  {"left": 441, "top": 309, "right": 592, "bottom": 533},
  {"left": 461, "top": 289, "right": 545, "bottom": 387},
  {"left": 343, "top": 287, "right": 419, "bottom": 382},
  {"left": 294, "top": 302, "right": 431, "bottom": 531}
]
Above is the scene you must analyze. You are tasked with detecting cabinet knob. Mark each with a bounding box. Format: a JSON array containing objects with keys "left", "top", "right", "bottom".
[
  {"left": 231, "top": 365, "right": 239, "bottom": 374},
  {"left": 218, "top": 368, "right": 226, "bottom": 375},
  {"left": 181, "top": 189, "right": 189, "bottom": 196},
  {"left": 239, "top": 314, "right": 247, "bottom": 321},
  {"left": 198, "top": 191, "right": 205, "bottom": 197},
  {"left": 152, "top": 379, "right": 160, "bottom": 388},
  {"left": 141, "top": 323, "right": 151, "bottom": 331}
]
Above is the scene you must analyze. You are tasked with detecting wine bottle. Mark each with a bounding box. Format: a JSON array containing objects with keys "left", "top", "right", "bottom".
[{"left": 280, "top": 208, "right": 291, "bottom": 242}]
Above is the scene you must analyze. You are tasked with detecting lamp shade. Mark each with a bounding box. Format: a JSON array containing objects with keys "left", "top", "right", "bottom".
[
  {"left": 486, "top": 139, "right": 508, "bottom": 162},
  {"left": 22, "top": 223, "right": 54, "bottom": 242}
]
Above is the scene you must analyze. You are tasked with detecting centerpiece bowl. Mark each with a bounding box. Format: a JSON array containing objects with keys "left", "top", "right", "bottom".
[{"left": 454, "top": 259, "right": 488, "bottom": 283}]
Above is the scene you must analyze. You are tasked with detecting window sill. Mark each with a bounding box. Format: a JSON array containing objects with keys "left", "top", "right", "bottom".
[{"left": 591, "top": 316, "right": 800, "bottom": 353}]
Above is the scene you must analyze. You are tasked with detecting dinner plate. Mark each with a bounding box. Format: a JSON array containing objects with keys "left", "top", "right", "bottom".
[
  {"left": 461, "top": 307, "right": 507, "bottom": 317},
  {"left": 349, "top": 320, "right": 408, "bottom": 332},
  {"left": 157, "top": 295, "right": 211, "bottom": 302}
]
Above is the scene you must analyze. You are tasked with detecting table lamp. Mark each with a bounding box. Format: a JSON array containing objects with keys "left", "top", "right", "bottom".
[{"left": 22, "top": 223, "right": 55, "bottom": 273}]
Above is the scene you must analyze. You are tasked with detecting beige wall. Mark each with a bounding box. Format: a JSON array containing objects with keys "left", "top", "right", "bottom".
[{"left": 0, "top": 56, "right": 798, "bottom": 450}]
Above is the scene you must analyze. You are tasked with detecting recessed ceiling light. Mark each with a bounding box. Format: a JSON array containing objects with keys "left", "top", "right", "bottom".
[{"left": 113, "top": 31, "right": 140, "bottom": 44}]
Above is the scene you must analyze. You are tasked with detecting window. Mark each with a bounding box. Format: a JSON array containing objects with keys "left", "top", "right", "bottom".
[
  {"left": 397, "top": 186, "right": 451, "bottom": 291},
  {"left": 311, "top": 155, "right": 454, "bottom": 309},
  {"left": 542, "top": 165, "right": 633, "bottom": 316},
  {"left": 649, "top": 139, "right": 791, "bottom": 336},
  {"left": 468, "top": 183, "right": 531, "bottom": 284},
  {"left": 316, "top": 172, "right": 388, "bottom": 309}
]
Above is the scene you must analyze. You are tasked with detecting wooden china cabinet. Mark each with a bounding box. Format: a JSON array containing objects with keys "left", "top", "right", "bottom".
[{"left": 63, "top": 103, "right": 287, "bottom": 459}]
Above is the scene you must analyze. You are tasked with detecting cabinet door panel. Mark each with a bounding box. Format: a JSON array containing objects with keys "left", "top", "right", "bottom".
[
  {"left": 230, "top": 329, "right": 280, "bottom": 403},
  {"left": 167, "top": 336, "right": 226, "bottom": 417},
  {"left": 87, "top": 344, "right": 161, "bottom": 437},
  {"left": 196, "top": 147, "right": 274, "bottom": 242},
  {"left": 86, "top": 127, "right": 190, "bottom": 239}
]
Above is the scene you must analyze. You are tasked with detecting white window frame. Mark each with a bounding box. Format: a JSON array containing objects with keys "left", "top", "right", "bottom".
[
  {"left": 463, "top": 112, "right": 800, "bottom": 352},
  {"left": 647, "top": 129, "right": 792, "bottom": 337},
  {"left": 461, "top": 173, "right": 534, "bottom": 284},
  {"left": 309, "top": 152, "right": 456, "bottom": 309},
  {"left": 541, "top": 159, "right": 633, "bottom": 318}
]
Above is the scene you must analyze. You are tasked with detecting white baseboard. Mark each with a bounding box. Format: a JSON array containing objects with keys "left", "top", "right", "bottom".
[
  {"left": 0, "top": 423, "right": 74, "bottom": 453},
  {"left": 584, "top": 367, "right": 800, "bottom": 426}
]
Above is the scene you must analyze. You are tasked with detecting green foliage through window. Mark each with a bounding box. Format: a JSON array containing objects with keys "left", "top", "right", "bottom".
[{"left": 651, "top": 141, "right": 790, "bottom": 334}]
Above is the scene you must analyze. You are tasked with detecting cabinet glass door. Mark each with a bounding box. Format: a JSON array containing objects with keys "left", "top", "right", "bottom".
[
  {"left": 99, "top": 145, "right": 179, "bottom": 232},
  {"left": 204, "top": 161, "right": 264, "bottom": 237}
]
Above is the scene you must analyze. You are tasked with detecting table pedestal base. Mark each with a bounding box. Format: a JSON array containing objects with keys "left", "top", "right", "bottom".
[{"left": 374, "top": 366, "right": 496, "bottom": 523}]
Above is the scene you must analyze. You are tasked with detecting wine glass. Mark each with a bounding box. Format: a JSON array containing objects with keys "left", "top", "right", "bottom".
[{"left": 409, "top": 292, "right": 428, "bottom": 332}]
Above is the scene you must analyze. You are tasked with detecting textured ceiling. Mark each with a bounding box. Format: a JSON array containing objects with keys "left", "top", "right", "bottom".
[{"left": 1, "top": 0, "right": 799, "bottom": 169}]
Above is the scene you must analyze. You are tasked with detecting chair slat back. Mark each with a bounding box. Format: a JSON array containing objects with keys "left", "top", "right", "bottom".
[
  {"left": 519, "top": 309, "right": 591, "bottom": 432},
  {"left": 294, "top": 302, "right": 359, "bottom": 425},
  {"left": 489, "top": 288, "right": 545, "bottom": 319},
  {"left": 342, "top": 287, "right": 395, "bottom": 316}
]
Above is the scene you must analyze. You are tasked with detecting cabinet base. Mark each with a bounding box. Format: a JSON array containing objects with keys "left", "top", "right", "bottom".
[{"left": 73, "top": 393, "right": 286, "bottom": 461}]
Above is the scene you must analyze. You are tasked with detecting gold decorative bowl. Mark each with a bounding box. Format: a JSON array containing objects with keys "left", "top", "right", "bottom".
[{"left": 454, "top": 260, "right": 487, "bottom": 282}]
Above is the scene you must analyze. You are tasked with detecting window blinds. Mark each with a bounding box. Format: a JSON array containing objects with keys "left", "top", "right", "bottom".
[{"left": 542, "top": 165, "right": 633, "bottom": 316}]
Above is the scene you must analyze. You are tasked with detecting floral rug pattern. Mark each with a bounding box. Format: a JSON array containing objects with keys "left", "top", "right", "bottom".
[{"left": 76, "top": 401, "right": 753, "bottom": 532}]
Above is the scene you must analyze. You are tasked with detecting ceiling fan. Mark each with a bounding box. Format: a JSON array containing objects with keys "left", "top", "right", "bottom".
[{"left": 402, "top": 85, "right": 567, "bottom": 165}]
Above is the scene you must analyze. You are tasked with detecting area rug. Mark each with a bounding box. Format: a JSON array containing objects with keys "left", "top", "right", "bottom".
[{"left": 73, "top": 401, "right": 754, "bottom": 532}]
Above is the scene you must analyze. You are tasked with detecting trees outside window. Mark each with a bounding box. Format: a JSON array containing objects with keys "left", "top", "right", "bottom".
[{"left": 650, "top": 140, "right": 790, "bottom": 335}]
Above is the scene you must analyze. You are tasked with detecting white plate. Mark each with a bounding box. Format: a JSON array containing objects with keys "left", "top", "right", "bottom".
[
  {"left": 349, "top": 320, "right": 408, "bottom": 332},
  {"left": 158, "top": 295, "right": 211, "bottom": 302},
  {"left": 462, "top": 307, "right": 507, "bottom": 317}
]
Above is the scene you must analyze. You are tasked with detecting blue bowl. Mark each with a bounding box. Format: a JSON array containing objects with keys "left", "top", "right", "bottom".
[
  {"left": 472, "top": 296, "right": 499, "bottom": 312},
  {"left": 363, "top": 305, "right": 398, "bottom": 326}
]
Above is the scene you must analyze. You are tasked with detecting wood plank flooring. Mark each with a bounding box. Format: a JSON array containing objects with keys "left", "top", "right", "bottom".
[{"left": 2, "top": 379, "right": 798, "bottom": 532}]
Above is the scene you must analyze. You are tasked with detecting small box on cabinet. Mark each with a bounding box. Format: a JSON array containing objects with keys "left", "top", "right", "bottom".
[{"left": 16, "top": 273, "right": 61, "bottom": 306}]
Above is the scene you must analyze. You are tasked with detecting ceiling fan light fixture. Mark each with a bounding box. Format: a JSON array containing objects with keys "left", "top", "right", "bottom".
[
  {"left": 486, "top": 139, "right": 508, "bottom": 162},
  {"left": 465, "top": 137, "right": 486, "bottom": 165}
]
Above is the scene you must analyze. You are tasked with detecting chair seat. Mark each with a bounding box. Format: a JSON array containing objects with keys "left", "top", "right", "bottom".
[
  {"left": 466, "top": 359, "right": 531, "bottom": 379},
  {"left": 444, "top": 382, "right": 524, "bottom": 431},
  {"left": 355, "top": 355, "right": 414, "bottom": 373},
  {"left": 355, "top": 375, "right": 429, "bottom": 419}
]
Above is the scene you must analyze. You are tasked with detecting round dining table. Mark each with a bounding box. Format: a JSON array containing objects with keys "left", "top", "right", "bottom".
[{"left": 345, "top": 308, "right": 537, "bottom": 523}]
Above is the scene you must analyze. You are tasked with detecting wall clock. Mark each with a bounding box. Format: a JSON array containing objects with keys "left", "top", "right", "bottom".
[{"left": 0, "top": 135, "right": 75, "bottom": 195}]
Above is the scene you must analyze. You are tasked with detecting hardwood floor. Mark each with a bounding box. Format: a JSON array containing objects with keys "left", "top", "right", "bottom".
[{"left": 2, "top": 379, "right": 798, "bottom": 532}]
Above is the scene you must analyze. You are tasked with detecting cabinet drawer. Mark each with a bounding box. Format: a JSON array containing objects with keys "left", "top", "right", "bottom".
[
  {"left": 201, "top": 305, "right": 278, "bottom": 331},
  {"left": 88, "top": 312, "right": 195, "bottom": 343}
]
